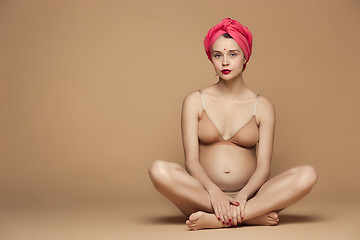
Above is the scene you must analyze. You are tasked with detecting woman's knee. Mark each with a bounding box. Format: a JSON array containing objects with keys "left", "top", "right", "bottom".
[
  {"left": 293, "top": 165, "right": 318, "bottom": 193},
  {"left": 149, "top": 160, "right": 176, "bottom": 186}
]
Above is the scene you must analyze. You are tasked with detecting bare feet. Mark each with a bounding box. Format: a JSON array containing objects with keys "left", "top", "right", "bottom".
[
  {"left": 186, "top": 211, "right": 279, "bottom": 231},
  {"left": 186, "top": 211, "right": 226, "bottom": 231},
  {"left": 243, "top": 212, "right": 279, "bottom": 226}
]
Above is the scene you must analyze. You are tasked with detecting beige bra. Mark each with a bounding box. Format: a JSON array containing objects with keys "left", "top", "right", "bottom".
[{"left": 198, "top": 90, "right": 259, "bottom": 148}]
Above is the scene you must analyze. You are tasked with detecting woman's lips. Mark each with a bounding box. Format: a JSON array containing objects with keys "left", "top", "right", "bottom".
[{"left": 221, "top": 69, "right": 231, "bottom": 74}]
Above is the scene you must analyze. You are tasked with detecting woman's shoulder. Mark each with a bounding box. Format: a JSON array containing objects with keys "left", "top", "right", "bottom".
[
  {"left": 183, "top": 89, "right": 202, "bottom": 102},
  {"left": 256, "top": 95, "right": 276, "bottom": 122},
  {"left": 183, "top": 85, "right": 217, "bottom": 104},
  {"left": 257, "top": 95, "right": 275, "bottom": 110},
  {"left": 182, "top": 90, "right": 203, "bottom": 113}
]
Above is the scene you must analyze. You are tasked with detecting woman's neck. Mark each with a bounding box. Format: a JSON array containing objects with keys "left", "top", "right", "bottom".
[{"left": 215, "top": 74, "right": 248, "bottom": 97}]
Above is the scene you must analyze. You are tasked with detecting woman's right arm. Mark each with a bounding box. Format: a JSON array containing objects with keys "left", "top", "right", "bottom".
[
  {"left": 181, "top": 91, "right": 238, "bottom": 223},
  {"left": 181, "top": 91, "right": 219, "bottom": 192}
]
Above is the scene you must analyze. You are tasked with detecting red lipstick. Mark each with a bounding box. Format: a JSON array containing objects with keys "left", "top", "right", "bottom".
[{"left": 221, "top": 69, "right": 231, "bottom": 74}]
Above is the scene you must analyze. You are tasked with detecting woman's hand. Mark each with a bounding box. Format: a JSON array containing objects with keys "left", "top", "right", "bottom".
[
  {"left": 209, "top": 189, "right": 239, "bottom": 225},
  {"left": 234, "top": 193, "right": 248, "bottom": 222},
  {"left": 230, "top": 204, "right": 242, "bottom": 226}
]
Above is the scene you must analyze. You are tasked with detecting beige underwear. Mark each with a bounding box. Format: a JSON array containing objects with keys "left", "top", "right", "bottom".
[{"left": 224, "top": 191, "right": 239, "bottom": 199}]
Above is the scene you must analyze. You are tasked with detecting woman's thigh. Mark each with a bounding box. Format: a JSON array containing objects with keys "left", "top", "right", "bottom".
[
  {"left": 149, "top": 160, "right": 213, "bottom": 215},
  {"left": 254, "top": 165, "right": 318, "bottom": 199}
]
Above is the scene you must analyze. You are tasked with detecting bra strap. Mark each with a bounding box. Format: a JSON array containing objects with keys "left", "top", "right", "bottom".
[
  {"left": 199, "top": 90, "right": 206, "bottom": 110},
  {"left": 253, "top": 94, "right": 260, "bottom": 115}
]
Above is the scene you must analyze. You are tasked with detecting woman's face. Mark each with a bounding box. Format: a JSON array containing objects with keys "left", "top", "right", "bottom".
[{"left": 211, "top": 36, "right": 246, "bottom": 80}]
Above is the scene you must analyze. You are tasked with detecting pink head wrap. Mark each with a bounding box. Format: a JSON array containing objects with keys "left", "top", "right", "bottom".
[{"left": 204, "top": 18, "right": 253, "bottom": 71}]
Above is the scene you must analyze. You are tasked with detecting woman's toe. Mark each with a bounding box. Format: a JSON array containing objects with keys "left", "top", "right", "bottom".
[{"left": 269, "top": 212, "right": 278, "bottom": 220}]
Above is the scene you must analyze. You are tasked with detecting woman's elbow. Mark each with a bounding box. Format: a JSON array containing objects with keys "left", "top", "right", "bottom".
[
  {"left": 257, "top": 164, "right": 271, "bottom": 180},
  {"left": 184, "top": 160, "right": 198, "bottom": 175}
]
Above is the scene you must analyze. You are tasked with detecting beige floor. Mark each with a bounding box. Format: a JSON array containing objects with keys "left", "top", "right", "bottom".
[{"left": 0, "top": 197, "right": 359, "bottom": 240}]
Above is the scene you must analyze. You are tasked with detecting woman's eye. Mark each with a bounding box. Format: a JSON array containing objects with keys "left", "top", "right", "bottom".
[
  {"left": 230, "top": 53, "right": 237, "bottom": 57},
  {"left": 214, "top": 54, "right": 221, "bottom": 58}
]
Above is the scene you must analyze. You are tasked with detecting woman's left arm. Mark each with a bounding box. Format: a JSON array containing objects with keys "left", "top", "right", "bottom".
[{"left": 235, "top": 97, "right": 276, "bottom": 218}]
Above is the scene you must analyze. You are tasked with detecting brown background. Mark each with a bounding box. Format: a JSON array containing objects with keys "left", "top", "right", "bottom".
[{"left": 1, "top": 1, "right": 360, "bottom": 238}]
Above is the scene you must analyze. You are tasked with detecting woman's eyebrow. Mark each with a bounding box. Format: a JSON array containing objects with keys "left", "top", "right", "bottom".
[{"left": 212, "top": 49, "right": 240, "bottom": 53}]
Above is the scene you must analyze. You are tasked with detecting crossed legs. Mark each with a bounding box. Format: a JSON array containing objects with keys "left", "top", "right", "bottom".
[{"left": 149, "top": 160, "right": 318, "bottom": 230}]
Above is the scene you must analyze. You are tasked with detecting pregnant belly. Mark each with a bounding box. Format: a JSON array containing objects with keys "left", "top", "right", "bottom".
[{"left": 199, "top": 143, "right": 257, "bottom": 191}]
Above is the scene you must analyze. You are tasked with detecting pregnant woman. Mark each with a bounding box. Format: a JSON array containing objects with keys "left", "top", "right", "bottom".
[{"left": 149, "top": 17, "right": 318, "bottom": 231}]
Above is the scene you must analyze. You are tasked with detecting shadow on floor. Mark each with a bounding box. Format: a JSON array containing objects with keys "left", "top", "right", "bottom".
[
  {"left": 145, "top": 213, "right": 326, "bottom": 225},
  {"left": 277, "top": 213, "right": 326, "bottom": 225},
  {"left": 145, "top": 215, "right": 187, "bottom": 225}
]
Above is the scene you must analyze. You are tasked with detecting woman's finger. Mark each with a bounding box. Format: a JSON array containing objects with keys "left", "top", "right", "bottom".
[
  {"left": 226, "top": 203, "right": 233, "bottom": 225},
  {"left": 240, "top": 200, "right": 247, "bottom": 221},
  {"left": 231, "top": 205, "right": 237, "bottom": 226},
  {"left": 218, "top": 205, "right": 226, "bottom": 224},
  {"left": 229, "top": 198, "right": 239, "bottom": 206},
  {"left": 222, "top": 205, "right": 229, "bottom": 225},
  {"left": 236, "top": 205, "right": 242, "bottom": 226},
  {"left": 213, "top": 206, "right": 220, "bottom": 222}
]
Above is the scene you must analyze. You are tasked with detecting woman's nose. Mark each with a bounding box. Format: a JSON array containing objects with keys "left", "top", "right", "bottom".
[{"left": 222, "top": 56, "right": 229, "bottom": 66}]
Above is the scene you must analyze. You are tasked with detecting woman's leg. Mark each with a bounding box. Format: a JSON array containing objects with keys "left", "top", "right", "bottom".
[
  {"left": 186, "top": 165, "right": 318, "bottom": 230},
  {"left": 148, "top": 160, "right": 213, "bottom": 217},
  {"left": 242, "top": 165, "right": 318, "bottom": 220}
]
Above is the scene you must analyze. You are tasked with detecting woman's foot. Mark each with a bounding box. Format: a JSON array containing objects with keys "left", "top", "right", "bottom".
[
  {"left": 186, "top": 211, "right": 226, "bottom": 231},
  {"left": 242, "top": 212, "right": 279, "bottom": 226},
  {"left": 186, "top": 211, "right": 279, "bottom": 230}
]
